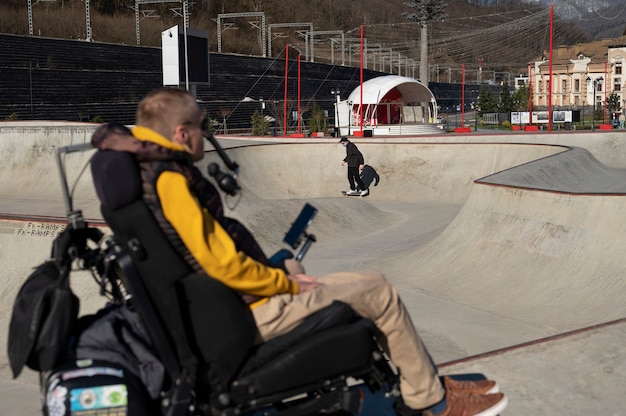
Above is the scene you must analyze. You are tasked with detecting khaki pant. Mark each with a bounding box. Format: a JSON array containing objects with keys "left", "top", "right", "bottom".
[{"left": 252, "top": 271, "right": 446, "bottom": 410}]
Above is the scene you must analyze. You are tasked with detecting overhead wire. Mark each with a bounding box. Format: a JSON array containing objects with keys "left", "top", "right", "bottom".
[{"left": 338, "top": 8, "right": 598, "bottom": 70}]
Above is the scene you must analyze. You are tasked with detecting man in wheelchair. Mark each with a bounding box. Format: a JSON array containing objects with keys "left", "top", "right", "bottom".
[{"left": 88, "top": 87, "right": 507, "bottom": 416}]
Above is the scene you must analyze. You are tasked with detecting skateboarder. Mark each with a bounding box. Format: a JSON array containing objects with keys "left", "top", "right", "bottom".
[{"left": 339, "top": 137, "right": 368, "bottom": 196}]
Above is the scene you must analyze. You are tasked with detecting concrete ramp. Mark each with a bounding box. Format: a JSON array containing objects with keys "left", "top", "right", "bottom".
[
  {"left": 405, "top": 179, "right": 626, "bottom": 329},
  {"left": 402, "top": 146, "right": 626, "bottom": 331},
  {"left": 478, "top": 146, "right": 626, "bottom": 193}
]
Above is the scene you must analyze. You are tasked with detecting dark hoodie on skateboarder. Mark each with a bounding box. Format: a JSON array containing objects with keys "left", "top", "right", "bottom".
[{"left": 339, "top": 137, "right": 367, "bottom": 196}]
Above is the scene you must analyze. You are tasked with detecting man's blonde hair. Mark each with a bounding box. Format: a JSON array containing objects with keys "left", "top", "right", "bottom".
[{"left": 136, "top": 87, "right": 199, "bottom": 138}]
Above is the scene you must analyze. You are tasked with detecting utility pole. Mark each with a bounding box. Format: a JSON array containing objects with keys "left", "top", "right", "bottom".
[
  {"left": 402, "top": 0, "right": 447, "bottom": 84},
  {"left": 420, "top": 24, "right": 427, "bottom": 83}
]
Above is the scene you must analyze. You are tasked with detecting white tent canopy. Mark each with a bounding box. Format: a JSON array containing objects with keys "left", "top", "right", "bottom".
[
  {"left": 346, "top": 75, "right": 435, "bottom": 106},
  {"left": 335, "top": 75, "right": 440, "bottom": 136}
]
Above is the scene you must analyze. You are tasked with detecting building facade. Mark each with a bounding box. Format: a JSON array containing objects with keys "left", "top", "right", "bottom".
[{"left": 515, "top": 44, "right": 626, "bottom": 116}]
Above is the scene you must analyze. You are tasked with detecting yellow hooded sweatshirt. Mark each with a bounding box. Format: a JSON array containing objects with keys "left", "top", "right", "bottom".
[{"left": 132, "top": 126, "right": 299, "bottom": 308}]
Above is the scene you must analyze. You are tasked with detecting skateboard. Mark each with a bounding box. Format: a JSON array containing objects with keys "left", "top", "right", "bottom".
[{"left": 342, "top": 190, "right": 369, "bottom": 197}]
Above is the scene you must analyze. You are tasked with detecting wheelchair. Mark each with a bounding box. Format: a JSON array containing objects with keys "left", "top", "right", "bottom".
[{"left": 35, "top": 137, "right": 401, "bottom": 416}]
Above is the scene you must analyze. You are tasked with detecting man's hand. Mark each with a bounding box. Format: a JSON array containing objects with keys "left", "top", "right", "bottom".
[
  {"left": 341, "top": 160, "right": 345, "bottom": 167},
  {"left": 289, "top": 273, "right": 323, "bottom": 293},
  {"left": 359, "top": 164, "right": 364, "bottom": 170}
]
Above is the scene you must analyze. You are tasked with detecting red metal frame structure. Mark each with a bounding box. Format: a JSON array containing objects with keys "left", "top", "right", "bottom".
[
  {"left": 350, "top": 25, "right": 366, "bottom": 137},
  {"left": 529, "top": 63, "right": 533, "bottom": 127},
  {"left": 548, "top": 4, "right": 553, "bottom": 133},
  {"left": 284, "top": 45, "right": 288, "bottom": 136},
  {"left": 603, "top": 62, "right": 609, "bottom": 124},
  {"left": 454, "top": 64, "right": 472, "bottom": 133},
  {"left": 462, "top": 64, "right": 466, "bottom": 127},
  {"left": 298, "top": 54, "right": 302, "bottom": 135}
]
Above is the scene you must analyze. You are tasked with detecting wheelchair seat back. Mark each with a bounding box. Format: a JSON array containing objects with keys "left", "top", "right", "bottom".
[{"left": 91, "top": 149, "right": 257, "bottom": 389}]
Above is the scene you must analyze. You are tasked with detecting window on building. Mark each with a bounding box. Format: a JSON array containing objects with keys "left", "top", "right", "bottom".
[
  {"left": 615, "top": 79, "right": 621, "bottom": 91},
  {"left": 574, "top": 79, "right": 580, "bottom": 92},
  {"left": 616, "top": 64, "right": 622, "bottom": 75},
  {"left": 562, "top": 79, "right": 567, "bottom": 92}
]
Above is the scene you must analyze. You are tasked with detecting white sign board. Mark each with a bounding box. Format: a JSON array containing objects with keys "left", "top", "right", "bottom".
[
  {"left": 162, "top": 25, "right": 209, "bottom": 86},
  {"left": 511, "top": 111, "right": 572, "bottom": 124}
]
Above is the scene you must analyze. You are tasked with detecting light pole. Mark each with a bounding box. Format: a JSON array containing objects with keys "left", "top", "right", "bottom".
[
  {"left": 347, "top": 101, "right": 353, "bottom": 136},
  {"left": 331, "top": 88, "right": 340, "bottom": 137},
  {"left": 582, "top": 100, "right": 585, "bottom": 128},
  {"left": 474, "top": 105, "right": 480, "bottom": 131},
  {"left": 259, "top": 97, "right": 266, "bottom": 135},
  {"left": 586, "top": 76, "right": 603, "bottom": 131},
  {"left": 594, "top": 77, "right": 606, "bottom": 123}
]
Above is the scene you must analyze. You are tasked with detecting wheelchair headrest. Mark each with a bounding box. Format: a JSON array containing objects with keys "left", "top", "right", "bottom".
[{"left": 91, "top": 150, "right": 142, "bottom": 210}]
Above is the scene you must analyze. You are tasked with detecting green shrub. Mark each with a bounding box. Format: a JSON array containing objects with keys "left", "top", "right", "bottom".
[
  {"left": 501, "top": 120, "right": 511, "bottom": 129},
  {"left": 251, "top": 110, "right": 269, "bottom": 136},
  {"left": 203, "top": 112, "right": 218, "bottom": 134},
  {"left": 307, "top": 102, "right": 327, "bottom": 133}
]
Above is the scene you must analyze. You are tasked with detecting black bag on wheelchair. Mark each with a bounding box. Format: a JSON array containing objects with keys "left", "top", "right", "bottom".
[
  {"left": 42, "top": 304, "right": 161, "bottom": 416},
  {"left": 8, "top": 260, "right": 79, "bottom": 378}
]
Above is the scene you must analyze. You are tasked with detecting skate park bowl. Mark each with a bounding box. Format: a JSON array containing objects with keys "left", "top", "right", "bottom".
[{"left": 1, "top": 121, "right": 625, "bottom": 415}]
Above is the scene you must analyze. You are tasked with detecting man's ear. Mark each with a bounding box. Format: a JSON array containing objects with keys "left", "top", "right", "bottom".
[
  {"left": 172, "top": 124, "right": 187, "bottom": 145},
  {"left": 173, "top": 124, "right": 192, "bottom": 153}
]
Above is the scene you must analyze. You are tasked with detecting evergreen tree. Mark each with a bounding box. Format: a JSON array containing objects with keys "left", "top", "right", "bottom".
[
  {"left": 498, "top": 86, "right": 514, "bottom": 113},
  {"left": 606, "top": 92, "right": 622, "bottom": 115},
  {"left": 251, "top": 110, "right": 269, "bottom": 136},
  {"left": 478, "top": 88, "right": 497, "bottom": 115},
  {"left": 512, "top": 84, "right": 530, "bottom": 111},
  {"left": 307, "top": 102, "right": 328, "bottom": 133},
  {"left": 402, "top": 0, "right": 447, "bottom": 24}
]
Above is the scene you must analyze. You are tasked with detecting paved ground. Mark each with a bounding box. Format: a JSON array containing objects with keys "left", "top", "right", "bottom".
[{"left": 1, "top": 122, "right": 626, "bottom": 414}]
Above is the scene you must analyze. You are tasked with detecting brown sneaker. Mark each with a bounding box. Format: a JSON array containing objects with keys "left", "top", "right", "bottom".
[
  {"left": 442, "top": 376, "right": 499, "bottom": 395},
  {"left": 423, "top": 391, "right": 508, "bottom": 416}
]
